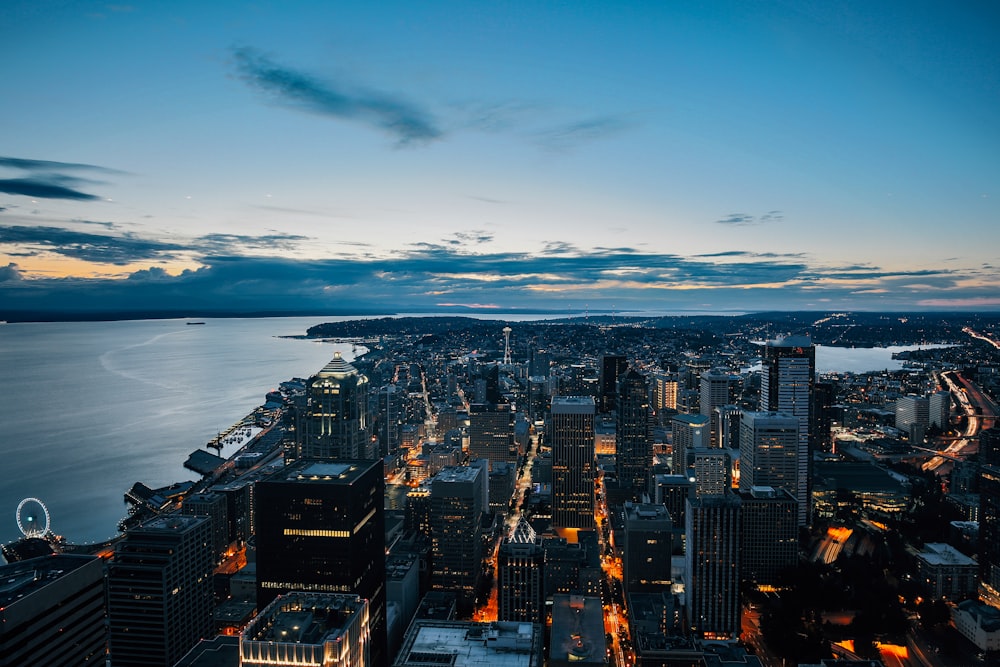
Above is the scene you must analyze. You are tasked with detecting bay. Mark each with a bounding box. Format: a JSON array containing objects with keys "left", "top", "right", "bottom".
[{"left": 0, "top": 317, "right": 359, "bottom": 547}]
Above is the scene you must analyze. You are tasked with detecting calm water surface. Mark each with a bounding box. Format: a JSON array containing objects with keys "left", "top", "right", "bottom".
[{"left": 0, "top": 317, "right": 357, "bottom": 546}]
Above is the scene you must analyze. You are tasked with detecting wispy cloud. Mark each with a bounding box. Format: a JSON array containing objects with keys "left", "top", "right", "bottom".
[
  {"left": 0, "top": 155, "right": 124, "bottom": 201},
  {"left": 232, "top": 47, "right": 442, "bottom": 145},
  {"left": 0, "top": 225, "right": 185, "bottom": 264},
  {"left": 0, "top": 178, "right": 100, "bottom": 201},
  {"left": 715, "top": 210, "right": 784, "bottom": 226},
  {"left": 533, "top": 116, "right": 630, "bottom": 152},
  {"left": 0, "top": 156, "right": 122, "bottom": 174}
]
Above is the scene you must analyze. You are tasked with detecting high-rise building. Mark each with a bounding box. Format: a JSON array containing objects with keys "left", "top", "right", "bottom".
[
  {"left": 760, "top": 335, "right": 815, "bottom": 526},
  {"left": 599, "top": 354, "right": 628, "bottom": 414},
  {"left": 623, "top": 502, "right": 673, "bottom": 593},
  {"left": 181, "top": 491, "right": 229, "bottom": 562},
  {"left": 297, "top": 352, "right": 373, "bottom": 461},
  {"left": 241, "top": 593, "right": 370, "bottom": 667},
  {"left": 653, "top": 474, "right": 694, "bottom": 533},
  {"left": 670, "top": 413, "right": 709, "bottom": 474},
  {"left": 475, "top": 363, "right": 503, "bottom": 405},
  {"left": 651, "top": 370, "right": 680, "bottom": 415},
  {"left": 551, "top": 396, "right": 596, "bottom": 529},
  {"left": 377, "top": 384, "right": 404, "bottom": 456},
  {"left": 469, "top": 402, "right": 517, "bottom": 467},
  {"left": 739, "top": 411, "right": 801, "bottom": 518},
  {"left": 255, "top": 459, "right": 387, "bottom": 667},
  {"left": 737, "top": 486, "right": 798, "bottom": 587},
  {"left": 715, "top": 405, "right": 743, "bottom": 450},
  {"left": 617, "top": 368, "right": 652, "bottom": 497},
  {"left": 685, "top": 493, "right": 741, "bottom": 640},
  {"left": 430, "top": 465, "right": 485, "bottom": 613},
  {"left": 929, "top": 389, "right": 951, "bottom": 431},
  {"left": 979, "top": 426, "right": 1000, "bottom": 606},
  {"left": 692, "top": 448, "right": 732, "bottom": 498},
  {"left": 498, "top": 518, "right": 545, "bottom": 624},
  {"left": 700, "top": 368, "right": 733, "bottom": 447},
  {"left": 108, "top": 514, "right": 214, "bottom": 667},
  {"left": 0, "top": 554, "right": 106, "bottom": 666},
  {"left": 896, "top": 395, "right": 931, "bottom": 443}
]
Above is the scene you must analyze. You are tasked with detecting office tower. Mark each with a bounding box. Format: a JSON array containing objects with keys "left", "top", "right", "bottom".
[
  {"left": 813, "top": 381, "right": 835, "bottom": 452},
  {"left": 527, "top": 376, "right": 550, "bottom": 423},
  {"left": 397, "top": 619, "right": 543, "bottom": 667},
  {"left": 692, "top": 448, "right": 732, "bottom": 498},
  {"left": 700, "top": 368, "right": 732, "bottom": 447},
  {"left": 623, "top": 502, "right": 673, "bottom": 593},
  {"left": 739, "top": 411, "right": 800, "bottom": 519},
  {"left": 599, "top": 354, "right": 628, "bottom": 413},
  {"left": 738, "top": 486, "right": 798, "bottom": 586},
  {"left": 210, "top": 479, "right": 252, "bottom": 545},
  {"left": 0, "top": 554, "right": 106, "bottom": 666},
  {"left": 930, "top": 389, "right": 951, "bottom": 430},
  {"left": 405, "top": 484, "right": 432, "bottom": 537},
  {"left": 240, "top": 593, "right": 369, "bottom": 667},
  {"left": 475, "top": 363, "right": 502, "bottom": 404},
  {"left": 617, "top": 368, "right": 652, "bottom": 498},
  {"left": 378, "top": 384, "right": 404, "bottom": 456},
  {"left": 529, "top": 348, "right": 552, "bottom": 377},
  {"left": 651, "top": 370, "right": 679, "bottom": 414},
  {"left": 980, "top": 426, "right": 1000, "bottom": 606},
  {"left": 297, "top": 352, "right": 373, "bottom": 461},
  {"left": 670, "top": 413, "right": 709, "bottom": 474},
  {"left": 542, "top": 537, "right": 586, "bottom": 600},
  {"left": 716, "top": 405, "right": 743, "bottom": 450},
  {"left": 760, "top": 335, "right": 814, "bottom": 526},
  {"left": 256, "top": 459, "right": 387, "bottom": 667},
  {"left": 550, "top": 595, "right": 606, "bottom": 667},
  {"left": 182, "top": 491, "right": 229, "bottom": 562},
  {"left": 685, "top": 493, "right": 741, "bottom": 640},
  {"left": 653, "top": 474, "right": 694, "bottom": 532},
  {"left": 489, "top": 462, "right": 516, "bottom": 513},
  {"left": 551, "top": 396, "right": 597, "bottom": 529},
  {"left": 896, "top": 395, "right": 930, "bottom": 443},
  {"left": 108, "top": 514, "right": 214, "bottom": 667},
  {"left": 469, "top": 402, "right": 517, "bottom": 467},
  {"left": 430, "top": 466, "right": 485, "bottom": 612},
  {"left": 498, "top": 518, "right": 545, "bottom": 623}
]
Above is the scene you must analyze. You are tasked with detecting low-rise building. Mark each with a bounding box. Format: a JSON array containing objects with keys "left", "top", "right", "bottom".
[{"left": 915, "top": 542, "right": 978, "bottom": 599}]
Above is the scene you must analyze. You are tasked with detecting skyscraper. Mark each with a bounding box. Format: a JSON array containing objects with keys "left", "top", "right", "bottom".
[
  {"left": 739, "top": 411, "right": 801, "bottom": 523},
  {"left": 255, "top": 459, "right": 387, "bottom": 667},
  {"left": 700, "top": 368, "right": 732, "bottom": 447},
  {"left": 0, "top": 554, "right": 106, "bottom": 666},
  {"left": 738, "top": 486, "right": 798, "bottom": 587},
  {"left": 297, "top": 352, "right": 373, "bottom": 461},
  {"left": 623, "top": 502, "right": 673, "bottom": 593},
  {"left": 551, "top": 396, "right": 596, "bottom": 529},
  {"left": 498, "top": 518, "right": 545, "bottom": 623},
  {"left": 599, "top": 354, "right": 627, "bottom": 414},
  {"left": 760, "top": 335, "right": 815, "bottom": 525},
  {"left": 108, "top": 514, "right": 214, "bottom": 667},
  {"left": 617, "top": 368, "right": 652, "bottom": 498},
  {"left": 430, "top": 465, "right": 485, "bottom": 613},
  {"left": 670, "top": 413, "right": 709, "bottom": 474},
  {"left": 377, "top": 384, "right": 404, "bottom": 457},
  {"left": 979, "top": 426, "right": 1000, "bottom": 606},
  {"left": 685, "top": 493, "right": 741, "bottom": 640},
  {"left": 692, "top": 447, "right": 732, "bottom": 498},
  {"left": 469, "top": 402, "right": 517, "bottom": 467}
]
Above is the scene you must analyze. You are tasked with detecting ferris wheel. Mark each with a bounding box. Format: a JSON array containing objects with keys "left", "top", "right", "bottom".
[{"left": 16, "top": 497, "right": 51, "bottom": 538}]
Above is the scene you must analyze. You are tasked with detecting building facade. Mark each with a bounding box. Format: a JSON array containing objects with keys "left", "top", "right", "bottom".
[
  {"left": 297, "top": 352, "right": 374, "bottom": 461},
  {"left": 551, "top": 396, "right": 597, "bottom": 529},
  {"left": 685, "top": 493, "right": 741, "bottom": 640},
  {"left": 617, "top": 368, "right": 652, "bottom": 498}
]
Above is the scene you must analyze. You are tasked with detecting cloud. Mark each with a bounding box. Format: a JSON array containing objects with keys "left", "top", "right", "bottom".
[
  {"left": 0, "top": 263, "right": 22, "bottom": 282},
  {"left": 195, "top": 233, "right": 310, "bottom": 253},
  {"left": 0, "top": 178, "right": 100, "bottom": 201},
  {"left": 533, "top": 116, "right": 630, "bottom": 151},
  {"left": 0, "top": 156, "right": 122, "bottom": 174},
  {"left": 232, "top": 47, "right": 442, "bottom": 145},
  {"left": 0, "top": 225, "right": 185, "bottom": 264},
  {"left": 715, "top": 210, "right": 784, "bottom": 226}
]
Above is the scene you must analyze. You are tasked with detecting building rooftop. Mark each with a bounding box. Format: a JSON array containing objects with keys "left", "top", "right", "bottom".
[
  {"left": 270, "top": 458, "right": 378, "bottom": 485},
  {"left": 550, "top": 595, "right": 605, "bottom": 665},
  {"left": 396, "top": 620, "right": 541, "bottom": 667},
  {"left": 243, "top": 592, "right": 366, "bottom": 645},
  {"left": 0, "top": 554, "right": 101, "bottom": 610},
  {"left": 918, "top": 542, "right": 976, "bottom": 567},
  {"left": 434, "top": 465, "right": 482, "bottom": 484}
]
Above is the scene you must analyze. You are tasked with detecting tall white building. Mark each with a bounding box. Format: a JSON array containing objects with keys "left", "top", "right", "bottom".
[{"left": 700, "top": 368, "right": 732, "bottom": 447}]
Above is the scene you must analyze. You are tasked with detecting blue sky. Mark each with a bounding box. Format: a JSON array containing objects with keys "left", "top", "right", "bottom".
[{"left": 1, "top": 1, "right": 998, "bottom": 314}]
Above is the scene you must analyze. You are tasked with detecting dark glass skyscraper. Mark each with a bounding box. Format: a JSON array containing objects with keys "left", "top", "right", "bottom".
[
  {"left": 979, "top": 426, "right": 1000, "bottom": 606},
  {"left": 617, "top": 368, "right": 652, "bottom": 497},
  {"left": 551, "top": 396, "right": 596, "bottom": 529},
  {"left": 599, "top": 354, "right": 627, "bottom": 414},
  {"left": 255, "top": 458, "right": 387, "bottom": 667},
  {"left": 760, "top": 335, "right": 815, "bottom": 525}
]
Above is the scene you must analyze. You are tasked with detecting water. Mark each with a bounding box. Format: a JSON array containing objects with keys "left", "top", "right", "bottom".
[
  {"left": 0, "top": 317, "right": 359, "bottom": 546},
  {"left": 814, "top": 344, "right": 952, "bottom": 374}
]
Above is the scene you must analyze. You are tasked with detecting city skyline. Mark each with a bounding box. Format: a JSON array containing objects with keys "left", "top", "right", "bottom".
[{"left": 2, "top": 1, "right": 998, "bottom": 315}]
